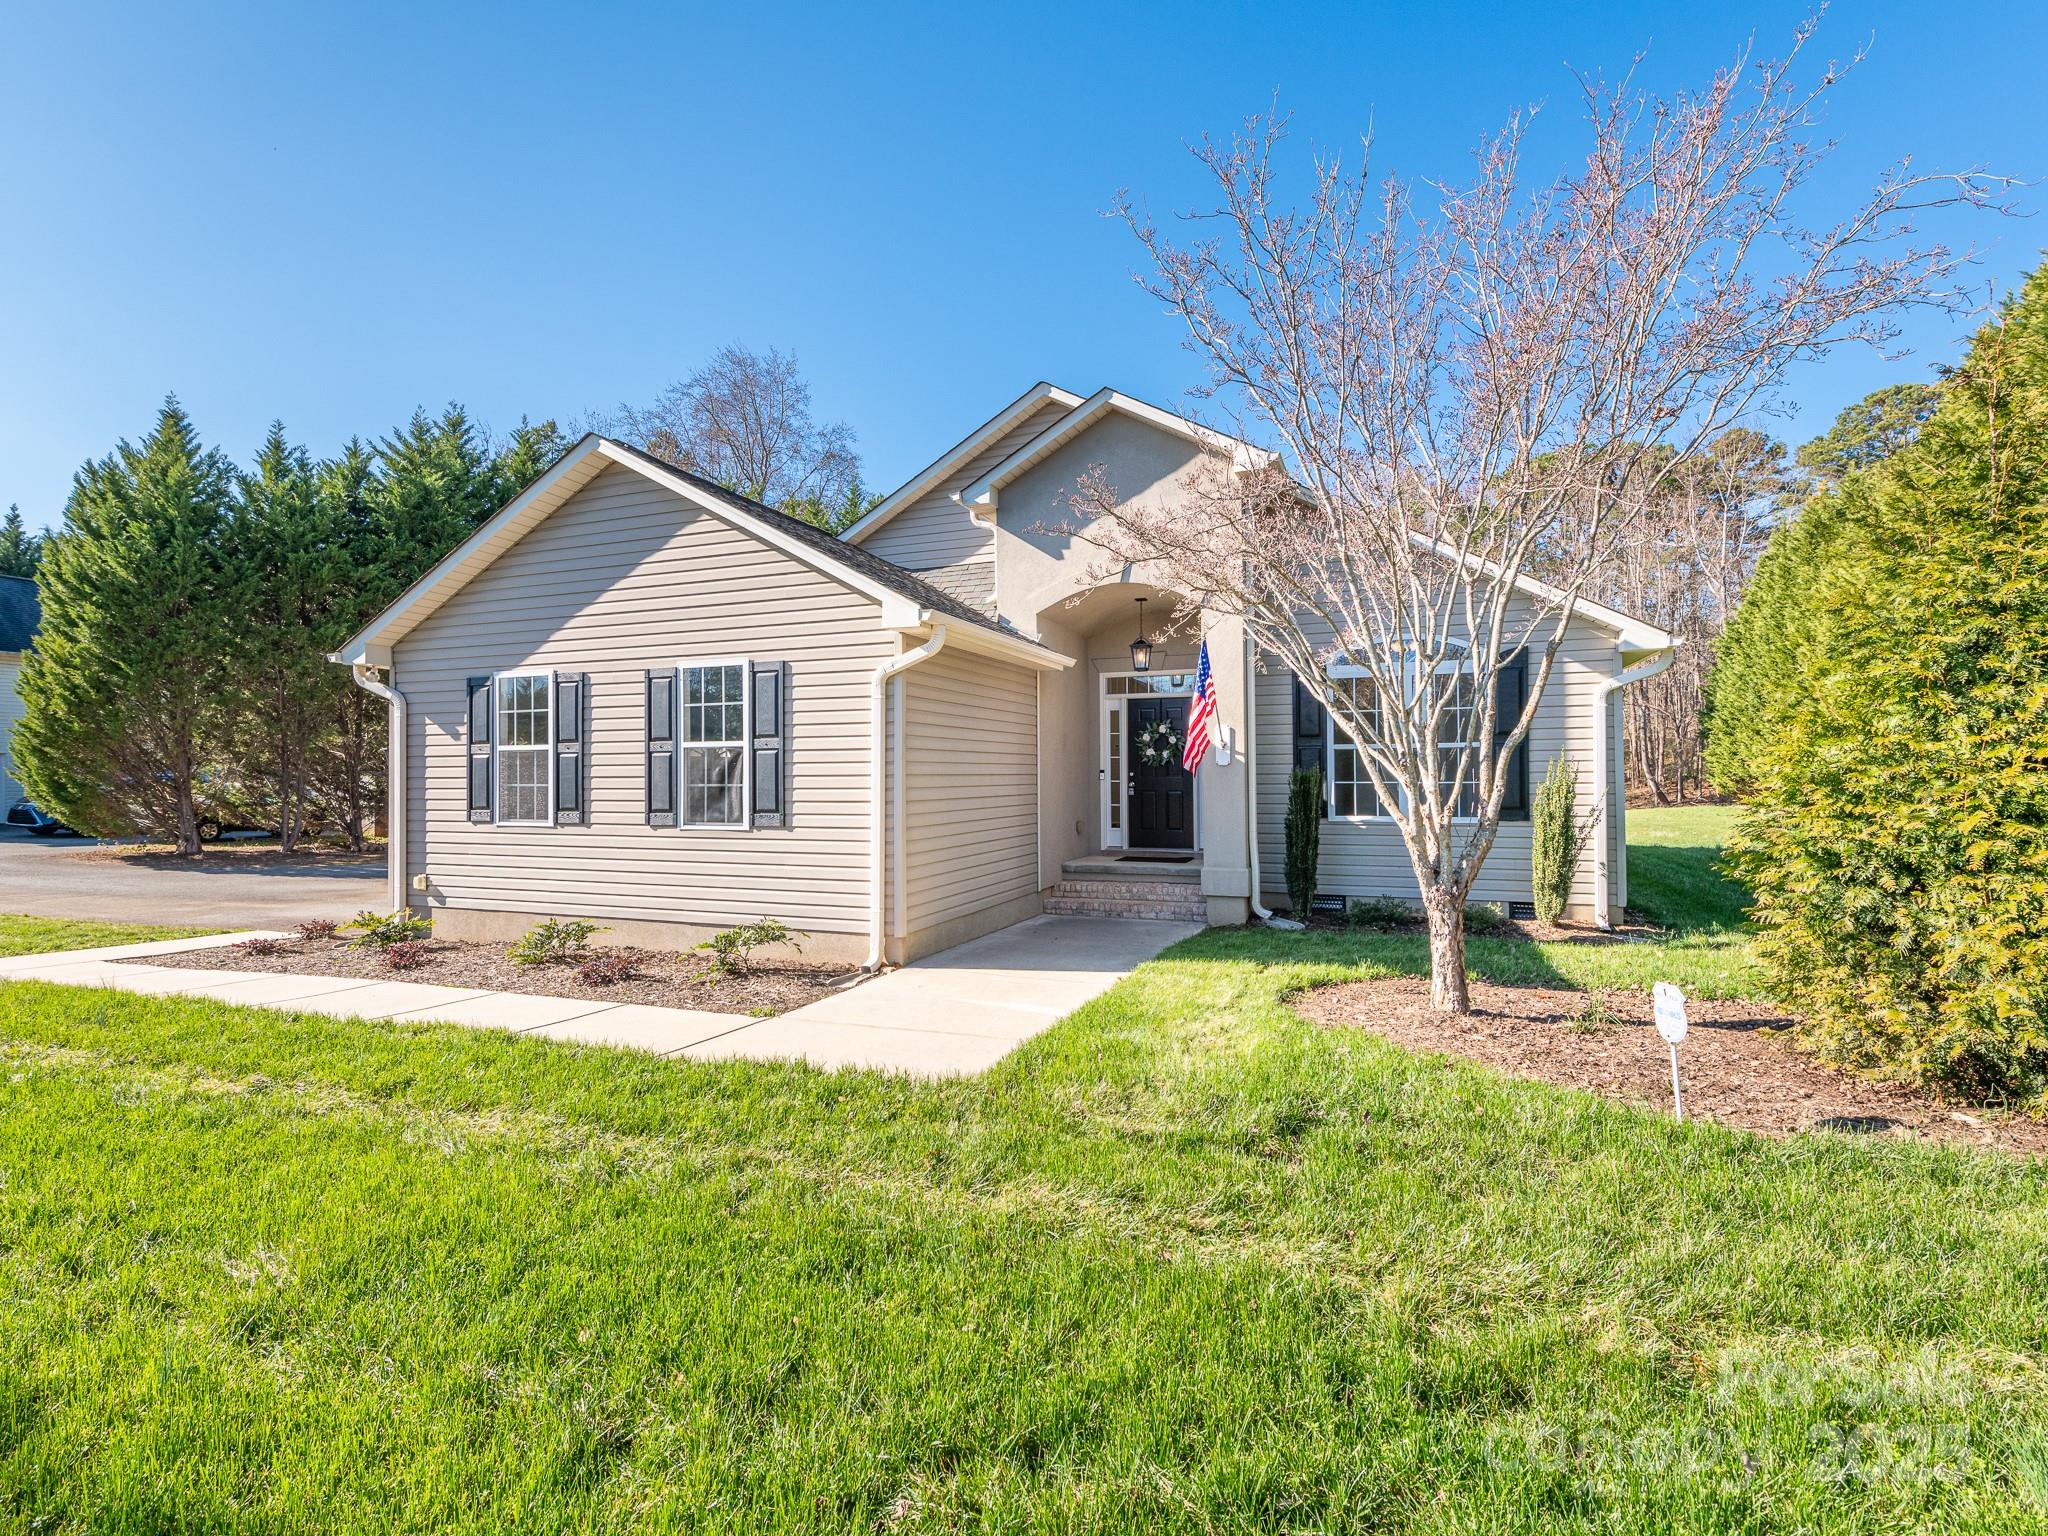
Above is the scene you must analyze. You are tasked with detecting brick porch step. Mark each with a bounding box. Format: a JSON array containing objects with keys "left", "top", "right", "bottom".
[{"left": 1043, "top": 873, "right": 1207, "bottom": 921}]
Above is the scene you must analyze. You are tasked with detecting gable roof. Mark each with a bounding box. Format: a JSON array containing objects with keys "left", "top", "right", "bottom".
[
  {"left": 0, "top": 574, "right": 38, "bottom": 654},
  {"left": 842, "top": 380, "right": 1083, "bottom": 545},
  {"left": 959, "top": 387, "right": 1280, "bottom": 511},
  {"left": 333, "top": 435, "right": 1066, "bottom": 671}
]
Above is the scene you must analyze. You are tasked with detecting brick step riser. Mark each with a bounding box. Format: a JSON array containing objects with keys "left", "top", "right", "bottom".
[
  {"left": 1043, "top": 896, "right": 1207, "bottom": 920},
  {"left": 1048, "top": 880, "right": 1203, "bottom": 902}
]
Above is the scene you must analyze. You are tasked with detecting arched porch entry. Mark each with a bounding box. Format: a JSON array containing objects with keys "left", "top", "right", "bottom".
[{"left": 1031, "top": 580, "right": 1207, "bottom": 870}]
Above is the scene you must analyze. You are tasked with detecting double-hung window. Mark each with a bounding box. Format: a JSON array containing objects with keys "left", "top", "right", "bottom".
[
  {"left": 1433, "top": 658, "right": 1481, "bottom": 819},
  {"left": 1326, "top": 673, "right": 1387, "bottom": 819},
  {"left": 494, "top": 671, "right": 552, "bottom": 824},
  {"left": 681, "top": 661, "right": 747, "bottom": 826}
]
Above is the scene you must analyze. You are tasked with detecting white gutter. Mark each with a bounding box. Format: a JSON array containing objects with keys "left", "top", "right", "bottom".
[
  {"left": 1591, "top": 644, "right": 1681, "bottom": 930},
  {"left": 346, "top": 661, "right": 408, "bottom": 915},
  {"left": 1244, "top": 631, "right": 1273, "bottom": 920},
  {"left": 866, "top": 625, "right": 950, "bottom": 970}
]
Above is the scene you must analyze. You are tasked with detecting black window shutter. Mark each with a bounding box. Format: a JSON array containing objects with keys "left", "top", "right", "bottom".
[
  {"left": 554, "top": 671, "right": 587, "bottom": 825},
  {"left": 1291, "top": 674, "right": 1327, "bottom": 773},
  {"left": 1495, "top": 651, "right": 1530, "bottom": 821},
  {"left": 466, "top": 675, "right": 493, "bottom": 823},
  {"left": 645, "top": 668, "right": 677, "bottom": 827},
  {"left": 750, "top": 660, "right": 786, "bottom": 828}
]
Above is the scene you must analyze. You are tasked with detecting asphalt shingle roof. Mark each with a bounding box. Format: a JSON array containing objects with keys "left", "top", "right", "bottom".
[
  {"left": 0, "top": 574, "right": 38, "bottom": 654},
  {"left": 604, "top": 440, "right": 1043, "bottom": 650}
]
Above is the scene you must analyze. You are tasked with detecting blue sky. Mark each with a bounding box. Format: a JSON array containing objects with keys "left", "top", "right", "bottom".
[{"left": 2, "top": 1, "right": 2041, "bottom": 531}]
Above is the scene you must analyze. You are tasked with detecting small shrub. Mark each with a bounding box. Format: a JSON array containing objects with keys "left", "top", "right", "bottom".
[
  {"left": 1284, "top": 766, "right": 1323, "bottom": 918},
  {"left": 294, "top": 919, "right": 339, "bottom": 942},
  {"left": 236, "top": 937, "right": 288, "bottom": 957},
  {"left": 697, "top": 918, "right": 799, "bottom": 976},
  {"left": 1464, "top": 901, "right": 1507, "bottom": 935},
  {"left": 1568, "top": 991, "right": 1620, "bottom": 1034},
  {"left": 379, "top": 940, "right": 430, "bottom": 972},
  {"left": 348, "top": 909, "right": 432, "bottom": 948},
  {"left": 510, "top": 917, "right": 606, "bottom": 968},
  {"left": 1531, "top": 756, "right": 1594, "bottom": 925},
  {"left": 576, "top": 952, "right": 636, "bottom": 987},
  {"left": 1347, "top": 897, "right": 1414, "bottom": 930}
]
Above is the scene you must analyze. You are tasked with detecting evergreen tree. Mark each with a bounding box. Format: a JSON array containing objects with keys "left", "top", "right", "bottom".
[
  {"left": 225, "top": 424, "right": 336, "bottom": 850},
  {"left": 1794, "top": 382, "right": 1942, "bottom": 487},
  {"left": 306, "top": 438, "right": 386, "bottom": 850},
  {"left": 1730, "top": 269, "right": 2048, "bottom": 1101},
  {"left": 13, "top": 399, "right": 236, "bottom": 852},
  {"left": 0, "top": 505, "right": 39, "bottom": 578},
  {"left": 372, "top": 405, "right": 500, "bottom": 597},
  {"left": 492, "top": 416, "right": 569, "bottom": 501}
]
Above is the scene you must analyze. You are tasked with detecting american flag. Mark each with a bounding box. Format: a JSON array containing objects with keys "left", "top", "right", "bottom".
[{"left": 1183, "top": 640, "right": 1218, "bottom": 772}]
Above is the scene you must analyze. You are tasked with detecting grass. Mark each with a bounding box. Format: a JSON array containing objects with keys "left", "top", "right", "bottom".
[
  {"left": 1, "top": 812, "right": 2043, "bottom": 1531},
  {"left": 0, "top": 912, "right": 217, "bottom": 958}
]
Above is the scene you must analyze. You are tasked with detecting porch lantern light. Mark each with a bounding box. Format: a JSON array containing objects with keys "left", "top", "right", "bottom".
[{"left": 1128, "top": 597, "right": 1153, "bottom": 673}]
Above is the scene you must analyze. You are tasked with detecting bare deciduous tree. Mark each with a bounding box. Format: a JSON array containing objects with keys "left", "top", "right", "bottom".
[
  {"left": 611, "top": 344, "right": 862, "bottom": 521},
  {"left": 1070, "top": 24, "right": 2002, "bottom": 1010}
]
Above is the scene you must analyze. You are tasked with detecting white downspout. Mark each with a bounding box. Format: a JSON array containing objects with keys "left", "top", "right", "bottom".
[
  {"left": 1244, "top": 631, "right": 1273, "bottom": 920},
  {"left": 348, "top": 662, "right": 408, "bottom": 916},
  {"left": 1592, "top": 644, "right": 1680, "bottom": 930},
  {"left": 867, "top": 625, "right": 950, "bottom": 970}
]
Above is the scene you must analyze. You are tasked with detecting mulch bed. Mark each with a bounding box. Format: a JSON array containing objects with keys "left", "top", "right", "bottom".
[
  {"left": 1296, "top": 977, "right": 2048, "bottom": 1157},
  {"left": 1305, "top": 908, "right": 1657, "bottom": 945},
  {"left": 138, "top": 936, "right": 857, "bottom": 1016}
]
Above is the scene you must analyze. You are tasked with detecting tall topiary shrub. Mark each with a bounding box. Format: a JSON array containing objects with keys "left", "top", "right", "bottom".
[
  {"left": 1530, "top": 756, "right": 1591, "bottom": 924},
  {"left": 1730, "top": 264, "right": 2048, "bottom": 1104},
  {"left": 1284, "top": 766, "right": 1323, "bottom": 919}
]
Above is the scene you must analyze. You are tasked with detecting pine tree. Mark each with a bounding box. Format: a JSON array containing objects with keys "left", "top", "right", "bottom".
[
  {"left": 0, "top": 505, "right": 39, "bottom": 578},
  {"left": 308, "top": 439, "right": 386, "bottom": 851},
  {"left": 225, "top": 423, "right": 336, "bottom": 851},
  {"left": 13, "top": 399, "right": 236, "bottom": 852},
  {"left": 372, "top": 406, "right": 501, "bottom": 597},
  {"left": 492, "top": 416, "right": 569, "bottom": 501}
]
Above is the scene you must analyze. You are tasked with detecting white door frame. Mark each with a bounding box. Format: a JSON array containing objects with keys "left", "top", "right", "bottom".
[{"left": 1099, "top": 668, "right": 1200, "bottom": 853}]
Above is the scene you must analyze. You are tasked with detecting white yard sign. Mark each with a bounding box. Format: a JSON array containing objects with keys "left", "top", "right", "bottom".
[{"left": 1652, "top": 982, "right": 1688, "bottom": 1122}]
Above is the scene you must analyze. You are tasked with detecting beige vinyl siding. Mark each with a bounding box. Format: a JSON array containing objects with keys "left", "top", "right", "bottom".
[
  {"left": 894, "top": 648, "right": 1039, "bottom": 933},
  {"left": 1255, "top": 610, "right": 1622, "bottom": 911},
  {"left": 395, "top": 462, "right": 893, "bottom": 935},
  {"left": 0, "top": 657, "right": 24, "bottom": 804},
  {"left": 858, "top": 400, "right": 1070, "bottom": 572}
]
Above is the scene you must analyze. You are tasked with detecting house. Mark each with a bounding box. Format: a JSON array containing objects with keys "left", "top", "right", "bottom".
[
  {"left": 333, "top": 384, "right": 1674, "bottom": 964},
  {"left": 0, "top": 574, "right": 39, "bottom": 806}
]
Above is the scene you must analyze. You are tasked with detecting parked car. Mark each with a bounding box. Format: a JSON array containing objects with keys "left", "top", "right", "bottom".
[{"left": 6, "top": 800, "right": 79, "bottom": 837}]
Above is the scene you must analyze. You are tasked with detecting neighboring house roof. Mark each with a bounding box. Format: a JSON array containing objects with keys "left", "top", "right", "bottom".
[
  {"left": 333, "top": 435, "right": 1067, "bottom": 672},
  {"left": 0, "top": 574, "right": 38, "bottom": 654},
  {"left": 841, "top": 380, "right": 1083, "bottom": 546},
  {"left": 959, "top": 387, "right": 1280, "bottom": 511}
]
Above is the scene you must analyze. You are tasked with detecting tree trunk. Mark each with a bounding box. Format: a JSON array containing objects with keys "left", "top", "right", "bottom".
[
  {"left": 174, "top": 774, "right": 200, "bottom": 858},
  {"left": 1423, "top": 889, "right": 1470, "bottom": 1013}
]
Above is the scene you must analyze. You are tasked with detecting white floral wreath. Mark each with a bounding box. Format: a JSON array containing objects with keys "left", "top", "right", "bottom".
[{"left": 1134, "top": 718, "right": 1182, "bottom": 768}]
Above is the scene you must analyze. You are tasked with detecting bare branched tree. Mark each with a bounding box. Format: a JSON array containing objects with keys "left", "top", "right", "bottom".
[
  {"left": 1069, "top": 22, "right": 2005, "bottom": 1010},
  {"left": 611, "top": 344, "right": 862, "bottom": 519}
]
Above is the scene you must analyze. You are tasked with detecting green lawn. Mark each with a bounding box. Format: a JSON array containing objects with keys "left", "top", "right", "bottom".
[
  {"left": 2, "top": 813, "right": 2043, "bottom": 1532},
  {"left": 0, "top": 912, "right": 217, "bottom": 958}
]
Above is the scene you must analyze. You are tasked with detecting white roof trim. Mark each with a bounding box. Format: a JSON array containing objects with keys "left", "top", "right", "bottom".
[
  {"left": 331, "top": 435, "right": 1071, "bottom": 670},
  {"left": 842, "top": 380, "right": 1083, "bottom": 545},
  {"left": 1409, "top": 533, "right": 1677, "bottom": 654},
  {"left": 959, "top": 388, "right": 1279, "bottom": 511}
]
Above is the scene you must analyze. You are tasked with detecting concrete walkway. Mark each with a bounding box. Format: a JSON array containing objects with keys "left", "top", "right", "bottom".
[{"left": 0, "top": 915, "right": 1201, "bottom": 1076}]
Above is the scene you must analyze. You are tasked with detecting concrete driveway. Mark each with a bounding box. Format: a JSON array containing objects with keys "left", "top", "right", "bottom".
[{"left": 0, "top": 825, "right": 386, "bottom": 928}]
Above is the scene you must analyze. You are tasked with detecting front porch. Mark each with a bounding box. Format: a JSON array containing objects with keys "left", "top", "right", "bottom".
[{"left": 1044, "top": 851, "right": 1208, "bottom": 921}]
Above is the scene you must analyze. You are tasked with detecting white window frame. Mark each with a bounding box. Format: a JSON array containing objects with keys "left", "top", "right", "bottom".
[
  {"left": 1431, "top": 654, "right": 1483, "bottom": 822},
  {"left": 1324, "top": 665, "right": 1393, "bottom": 822},
  {"left": 1324, "top": 648, "right": 1484, "bottom": 824},
  {"left": 492, "top": 668, "right": 554, "bottom": 827},
  {"left": 678, "top": 656, "right": 752, "bottom": 832}
]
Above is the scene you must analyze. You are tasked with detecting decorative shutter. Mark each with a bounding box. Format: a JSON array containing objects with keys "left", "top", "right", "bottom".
[
  {"left": 644, "top": 668, "right": 677, "bottom": 827},
  {"left": 554, "top": 671, "right": 587, "bottom": 825},
  {"left": 1495, "top": 650, "right": 1530, "bottom": 821},
  {"left": 1291, "top": 674, "right": 1326, "bottom": 772},
  {"left": 466, "top": 675, "right": 493, "bottom": 822},
  {"left": 750, "top": 660, "right": 786, "bottom": 828}
]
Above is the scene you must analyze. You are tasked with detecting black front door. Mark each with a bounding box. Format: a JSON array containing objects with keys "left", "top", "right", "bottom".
[{"left": 1126, "top": 695, "right": 1195, "bottom": 850}]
